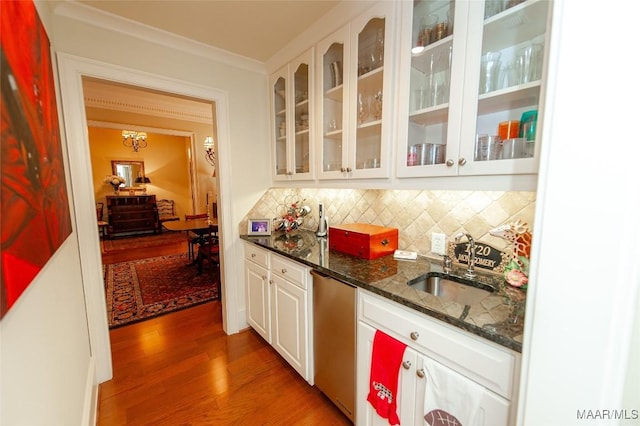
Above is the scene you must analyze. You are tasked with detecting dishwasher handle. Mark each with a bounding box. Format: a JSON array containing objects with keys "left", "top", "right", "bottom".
[{"left": 310, "top": 270, "right": 356, "bottom": 288}]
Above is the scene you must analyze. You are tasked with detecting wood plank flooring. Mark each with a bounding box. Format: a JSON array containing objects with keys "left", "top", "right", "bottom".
[{"left": 98, "top": 236, "right": 352, "bottom": 425}]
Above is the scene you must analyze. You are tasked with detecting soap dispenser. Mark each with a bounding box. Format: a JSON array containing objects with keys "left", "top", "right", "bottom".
[{"left": 316, "top": 203, "right": 328, "bottom": 237}]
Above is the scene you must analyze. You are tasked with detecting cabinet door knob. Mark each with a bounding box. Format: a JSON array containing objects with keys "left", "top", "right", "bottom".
[
  {"left": 446, "top": 159, "right": 454, "bottom": 167},
  {"left": 281, "top": 268, "right": 287, "bottom": 274},
  {"left": 402, "top": 360, "right": 412, "bottom": 370},
  {"left": 410, "top": 331, "right": 419, "bottom": 340},
  {"left": 458, "top": 157, "right": 467, "bottom": 166},
  {"left": 416, "top": 369, "right": 425, "bottom": 378},
  {"left": 346, "top": 167, "right": 352, "bottom": 173},
  {"left": 251, "top": 253, "right": 256, "bottom": 258}
]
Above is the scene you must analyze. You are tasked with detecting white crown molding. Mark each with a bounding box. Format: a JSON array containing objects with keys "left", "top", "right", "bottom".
[
  {"left": 54, "top": 1, "right": 267, "bottom": 75},
  {"left": 83, "top": 78, "right": 213, "bottom": 124},
  {"left": 86, "top": 120, "right": 194, "bottom": 138}
]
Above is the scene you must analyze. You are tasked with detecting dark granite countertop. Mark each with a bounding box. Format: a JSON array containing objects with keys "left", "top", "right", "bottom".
[{"left": 241, "top": 230, "right": 525, "bottom": 352}]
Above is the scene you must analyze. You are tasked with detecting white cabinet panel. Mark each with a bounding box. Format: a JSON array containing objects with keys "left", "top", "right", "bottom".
[
  {"left": 271, "top": 273, "right": 308, "bottom": 379},
  {"left": 245, "top": 259, "right": 270, "bottom": 343}
]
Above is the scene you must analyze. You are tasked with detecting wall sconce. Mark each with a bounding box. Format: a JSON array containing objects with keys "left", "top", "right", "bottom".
[
  {"left": 204, "top": 136, "right": 216, "bottom": 167},
  {"left": 122, "top": 130, "right": 148, "bottom": 152}
]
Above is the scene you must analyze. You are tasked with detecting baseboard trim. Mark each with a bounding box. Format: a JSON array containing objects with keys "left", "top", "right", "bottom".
[{"left": 81, "top": 357, "right": 99, "bottom": 425}]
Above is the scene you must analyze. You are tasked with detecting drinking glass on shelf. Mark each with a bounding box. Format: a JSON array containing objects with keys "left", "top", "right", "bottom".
[
  {"left": 484, "top": 0, "right": 505, "bottom": 19},
  {"left": 429, "top": 73, "right": 447, "bottom": 107},
  {"left": 414, "top": 88, "right": 427, "bottom": 111},
  {"left": 530, "top": 43, "right": 544, "bottom": 81},
  {"left": 373, "top": 91, "right": 383, "bottom": 120},
  {"left": 358, "top": 92, "right": 369, "bottom": 124},
  {"left": 500, "top": 61, "right": 517, "bottom": 89},
  {"left": 480, "top": 51, "right": 502, "bottom": 94}
]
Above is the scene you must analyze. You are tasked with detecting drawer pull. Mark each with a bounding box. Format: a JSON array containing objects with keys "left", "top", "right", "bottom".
[
  {"left": 410, "top": 331, "right": 419, "bottom": 341},
  {"left": 381, "top": 239, "right": 389, "bottom": 246},
  {"left": 251, "top": 253, "right": 256, "bottom": 258},
  {"left": 281, "top": 268, "right": 287, "bottom": 274},
  {"left": 402, "top": 360, "right": 411, "bottom": 370},
  {"left": 416, "top": 369, "right": 425, "bottom": 378}
]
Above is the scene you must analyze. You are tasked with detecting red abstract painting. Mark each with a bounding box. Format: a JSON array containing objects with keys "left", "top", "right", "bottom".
[{"left": 1, "top": 0, "right": 72, "bottom": 317}]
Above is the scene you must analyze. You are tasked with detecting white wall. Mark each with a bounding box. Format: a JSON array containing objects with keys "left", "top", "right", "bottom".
[
  {"left": 519, "top": 1, "right": 640, "bottom": 424},
  {"left": 0, "top": 4, "right": 95, "bottom": 425}
]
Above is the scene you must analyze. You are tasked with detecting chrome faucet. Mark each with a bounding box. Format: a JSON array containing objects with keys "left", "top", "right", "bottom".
[{"left": 454, "top": 232, "right": 476, "bottom": 278}]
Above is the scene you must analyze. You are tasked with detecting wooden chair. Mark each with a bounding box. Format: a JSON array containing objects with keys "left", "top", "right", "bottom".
[
  {"left": 96, "top": 202, "right": 108, "bottom": 238},
  {"left": 156, "top": 199, "right": 179, "bottom": 230},
  {"left": 196, "top": 226, "right": 220, "bottom": 279},
  {"left": 185, "top": 213, "right": 209, "bottom": 260}
]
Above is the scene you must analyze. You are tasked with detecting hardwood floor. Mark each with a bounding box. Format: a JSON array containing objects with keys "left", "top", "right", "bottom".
[{"left": 98, "top": 237, "right": 352, "bottom": 425}]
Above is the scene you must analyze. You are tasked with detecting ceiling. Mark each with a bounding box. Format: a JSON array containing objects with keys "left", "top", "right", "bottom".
[{"left": 74, "top": 0, "right": 341, "bottom": 63}]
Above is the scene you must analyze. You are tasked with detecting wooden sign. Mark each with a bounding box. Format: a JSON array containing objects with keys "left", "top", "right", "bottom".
[{"left": 448, "top": 241, "right": 510, "bottom": 273}]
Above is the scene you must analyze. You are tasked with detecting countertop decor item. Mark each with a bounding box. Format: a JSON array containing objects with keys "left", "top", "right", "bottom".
[
  {"left": 490, "top": 220, "right": 532, "bottom": 289},
  {"left": 329, "top": 223, "right": 399, "bottom": 260},
  {"left": 273, "top": 197, "right": 311, "bottom": 233}
]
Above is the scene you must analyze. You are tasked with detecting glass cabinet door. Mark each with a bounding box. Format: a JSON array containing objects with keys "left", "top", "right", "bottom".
[
  {"left": 397, "top": 0, "right": 465, "bottom": 178},
  {"left": 353, "top": 17, "right": 385, "bottom": 174},
  {"left": 272, "top": 71, "right": 288, "bottom": 179},
  {"left": 293, "top": 60, "right": 312, "bottom": 178},
  {"left": 460, "top": 0, "right": 551, "bottom": 175},
  {"left": 348, "top": 2, "right": 395, "bottom": 179},
  {"left": 271, "top": 49, "right": 314, "bottom": 181},
  {"left": 406, "top": 0, "right": 455, "bottom": 168},
  {"left": 318, "top": 26, "right": 349, "bottom": 179}
]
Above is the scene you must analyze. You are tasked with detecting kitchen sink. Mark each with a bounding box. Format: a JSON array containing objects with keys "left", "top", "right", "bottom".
[{"left": 407, "top": 273, "right": 494, "bottom": 305}]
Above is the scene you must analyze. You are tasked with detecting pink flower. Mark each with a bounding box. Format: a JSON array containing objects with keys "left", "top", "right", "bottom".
[{"left": 505, "top": 269, "right": 528, "bottom": 288}]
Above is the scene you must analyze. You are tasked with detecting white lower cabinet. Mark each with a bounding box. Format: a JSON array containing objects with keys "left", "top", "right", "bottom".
[
  {"left": 244, "top": 242, "right": 313, "bottom": 384},
  {"left": 356, "top": 290, "right": 518, "bottom": 425},
  {"left": 245, "top": 244, "right": 271, "bottom": 342}
]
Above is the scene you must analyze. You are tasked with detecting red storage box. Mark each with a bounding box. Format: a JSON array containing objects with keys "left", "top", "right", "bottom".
[{"left": 329, "top": 223, "right": 398, "bottom": 260}]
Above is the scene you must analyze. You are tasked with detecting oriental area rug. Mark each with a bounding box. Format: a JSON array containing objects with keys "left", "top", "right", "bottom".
[
  {"left": 102, "top": 231, "right": 185, "bottom": 252},
  {"left": 105, "top": 253, "right": 218, "bottom": 328}
]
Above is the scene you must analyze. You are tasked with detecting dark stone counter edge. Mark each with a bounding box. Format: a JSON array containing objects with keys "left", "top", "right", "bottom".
[{"left": 241, "top": 234, "right": 523, "bottom": 353}]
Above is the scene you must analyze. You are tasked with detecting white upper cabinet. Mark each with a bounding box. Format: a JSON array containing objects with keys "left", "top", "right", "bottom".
[
  {"left": 271, "top": 49, "right": 314, "bottom": 181},
  {"left": 396, "top": 0, "right": 552, "bottom": 178},
  {"left": 316, "top": 26, "right": 350, "bottom": 180},
  {"left": 316, "top": 2, "right": 396, "bottom": 180}
]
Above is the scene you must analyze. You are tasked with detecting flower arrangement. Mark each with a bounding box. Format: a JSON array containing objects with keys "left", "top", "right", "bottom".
[
  {"left": 104, "top": 175, "right": 125, "bottom": 192},
  {"left": 274, "top": 199, "right": 311, "bottom": 233}
]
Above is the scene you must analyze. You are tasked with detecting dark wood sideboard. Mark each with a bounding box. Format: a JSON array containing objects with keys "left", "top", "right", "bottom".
[{"left": 106, "top": 195, "right": 160, "bottom": 238}]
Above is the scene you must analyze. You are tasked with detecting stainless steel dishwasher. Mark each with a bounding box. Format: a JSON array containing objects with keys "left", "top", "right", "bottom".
[{"left": 312, "top": 270, "right": 356, "bottom": 423}]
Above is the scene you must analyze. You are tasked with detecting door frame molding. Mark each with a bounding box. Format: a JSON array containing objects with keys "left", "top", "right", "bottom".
[{"left": 56, "top": 53, "right": 236, "bottom": 383}]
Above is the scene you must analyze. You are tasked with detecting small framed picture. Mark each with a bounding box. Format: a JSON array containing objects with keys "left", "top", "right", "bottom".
[{"left": 248, "top": 219, "right": 271, "bottom": 236}]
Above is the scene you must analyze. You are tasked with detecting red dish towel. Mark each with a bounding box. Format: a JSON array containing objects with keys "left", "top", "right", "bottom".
[{"left": 367, "top": 330, "right": 408, "bottom": 425}]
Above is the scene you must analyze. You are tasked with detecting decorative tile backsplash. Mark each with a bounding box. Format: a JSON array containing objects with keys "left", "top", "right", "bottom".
[{"left": 241, "top": 188, "right": 536, "bottom": 257}]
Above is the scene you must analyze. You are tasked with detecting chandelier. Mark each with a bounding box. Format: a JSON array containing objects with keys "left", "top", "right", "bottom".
[{"left": 122, "top": 130, "right": 148, "bottom": 152}]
